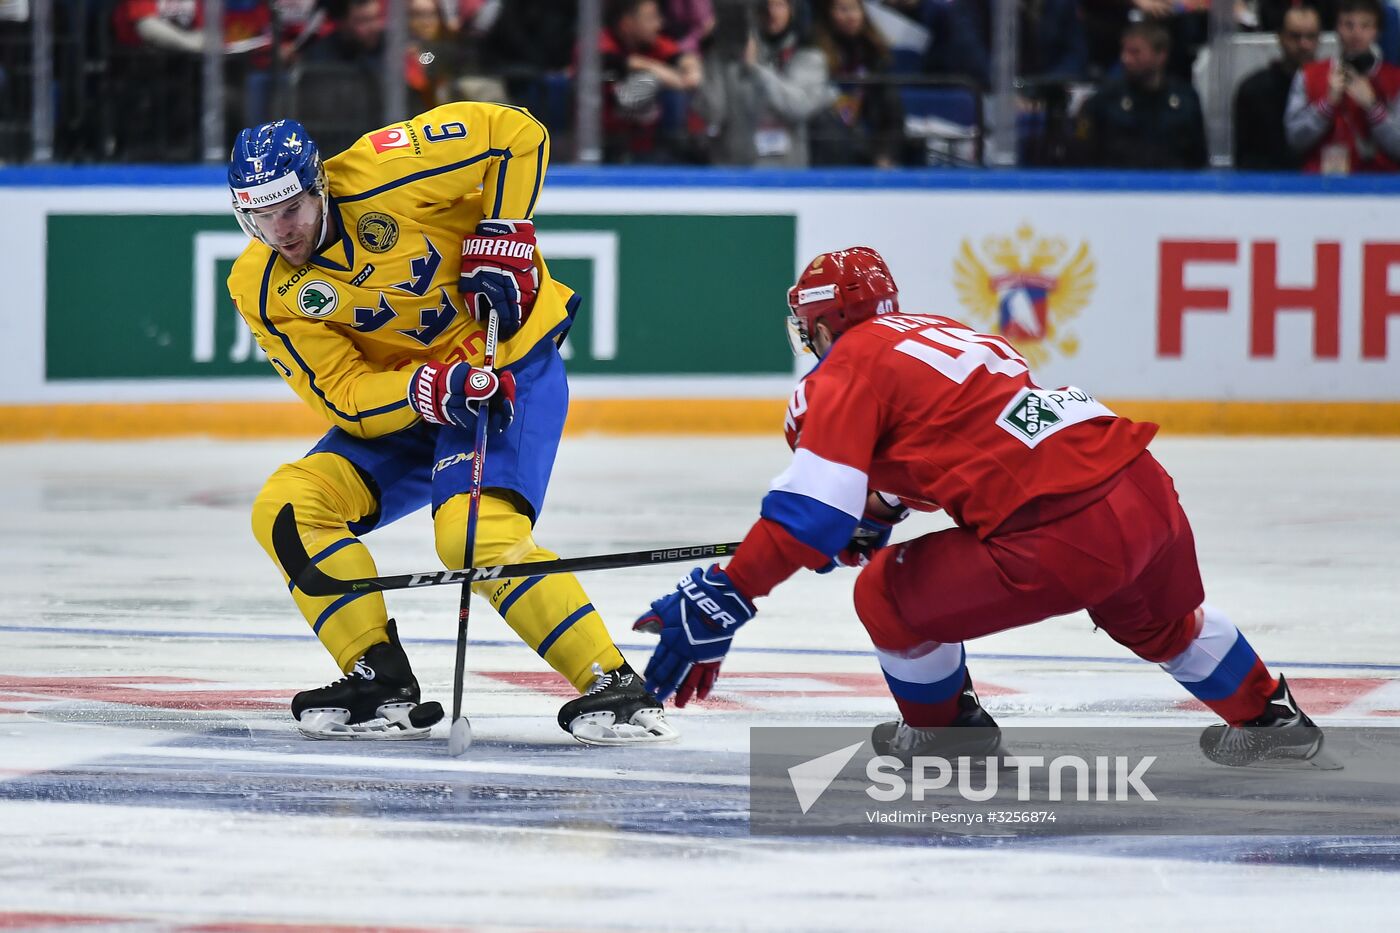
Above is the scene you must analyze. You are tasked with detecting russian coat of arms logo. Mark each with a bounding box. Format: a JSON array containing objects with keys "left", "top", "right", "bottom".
[{"left": 954, "top": 223, "right": 1096, "bottom": 367}]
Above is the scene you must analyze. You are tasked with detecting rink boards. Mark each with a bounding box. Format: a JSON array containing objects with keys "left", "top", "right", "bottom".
[{"left": 1, "top": 169, "right": 1398, "bottom": 439}]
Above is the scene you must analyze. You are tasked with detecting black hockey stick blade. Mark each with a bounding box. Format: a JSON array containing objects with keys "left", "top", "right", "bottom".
[
  {"left": 272, "top": 502, "right": 741, "bottom": 598},
  {"left": 272, "top": 502, "right": 316, "bottom": 588}
]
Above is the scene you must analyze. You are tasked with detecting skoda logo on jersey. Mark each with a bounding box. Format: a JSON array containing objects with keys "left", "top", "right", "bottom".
[
  {"left": 297, "top": 281, "right": 340, "bottom": 318},
  {"left": 356, "top": 212, "right": 399, "bottom": 254}
]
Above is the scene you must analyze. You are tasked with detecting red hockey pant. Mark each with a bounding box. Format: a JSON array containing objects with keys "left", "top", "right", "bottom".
[{"left": 854, "top": 453, "right": 1206, "bottom": 663}]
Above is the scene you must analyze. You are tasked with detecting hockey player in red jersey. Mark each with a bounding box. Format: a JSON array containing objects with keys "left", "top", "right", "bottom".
[{"left": 634, "top": 246, "right": 1326, "bottom": 767}]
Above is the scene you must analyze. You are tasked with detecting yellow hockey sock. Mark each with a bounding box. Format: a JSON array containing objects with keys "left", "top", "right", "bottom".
[
  {"left": 435, "top": 491, "right": 624, "bottom": 691},
  {"left": 251, "top": 452, "right": 390, "bottom": 671}
]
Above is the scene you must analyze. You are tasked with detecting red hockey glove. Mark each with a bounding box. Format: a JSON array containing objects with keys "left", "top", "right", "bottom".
[
  {"left": 459, "top": 220, "right": 539, "bottom": 339},
  {"left": 408, "top": 360, "right": 516, "bottom": 433}
]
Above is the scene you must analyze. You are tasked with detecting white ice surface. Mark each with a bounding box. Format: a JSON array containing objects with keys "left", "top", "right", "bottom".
[{"left": 1, "top": 436, "right": 1399, "bottom": 931}]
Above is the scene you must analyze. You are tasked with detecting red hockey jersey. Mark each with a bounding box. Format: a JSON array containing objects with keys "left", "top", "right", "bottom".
[{"left": 724, "top": 314, "right": 1158, "bottom": 599}]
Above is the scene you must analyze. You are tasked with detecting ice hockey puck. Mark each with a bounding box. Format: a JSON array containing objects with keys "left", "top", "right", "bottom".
[{"left": 409, "top": 701, "right": 445, "bottom": 728}]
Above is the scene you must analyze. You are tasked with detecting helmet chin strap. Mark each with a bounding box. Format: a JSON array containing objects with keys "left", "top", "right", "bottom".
[{"left": 313, "top": 187, "right": 331, "bottom": 253}]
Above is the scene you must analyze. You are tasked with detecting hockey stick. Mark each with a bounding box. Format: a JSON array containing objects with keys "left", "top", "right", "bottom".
[
  {"left": 447, "top": 308, "right": 500, "bottom": 756},
  {"left": 272, "top": 502, "right": 740, "bottom": 598}
]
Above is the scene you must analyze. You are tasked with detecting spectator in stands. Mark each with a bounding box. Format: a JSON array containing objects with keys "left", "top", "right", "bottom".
[
  {"left": 812, "top": 0, "right": 906, "bottom": 166},
  {"left": 487, "top": 0, "right": 578, "bottom": 78},
  {"left": 1080, "top": 0, "right": 1209, "bottom": 80},
  {"left": 600, "top": 0, "right": 704, "bottom": 163},
  {"left": 665, "top": 0, "right": 717, "bottom": 54},
  {"left": 1073, "top": 19, "right": 1208, "bottom": 168},
  {"left": 1255, "top": 0, "right": 1337, "bottom": 30},
  {"left": 437, "top": 0, "right": 511, "bottom": 103},
  {"left": 696, "top": 0, "right": 836, "bottom": 166},
  {"left": 1235, "top": 3, "right": 1320, "bottom": 169},
  {"left": 113, "top": 0, "right": 271, "bottom": 55},
  {"left": 305, "top": 0, "right": 383, "bottom": 69},
  {"left": 1286, "top": 0, "right": 1400, "bottom": 171},
  {"left": 924, "top": 0, "right": 1088, "bottom": 88},
  {"left": 110, "top": 0, "right": 272, "bottom": 160},
  {"left": 273, "top": 0, "right": 334, "bottom": 59},
  {"left": 296, "top": 0, "right": 384, "bottom": 154},
  {"left": 405, "top": 0, "right": 450, "bottom": 108}
]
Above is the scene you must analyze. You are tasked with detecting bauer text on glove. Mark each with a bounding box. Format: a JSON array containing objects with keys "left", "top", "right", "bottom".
[{"left": 632, "top": 565, "right": 756, "bottom": 707}]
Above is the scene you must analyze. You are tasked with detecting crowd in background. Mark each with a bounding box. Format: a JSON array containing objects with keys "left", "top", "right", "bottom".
[{"left": 1, "top": 0, "right": 1399, "bottom": 173}]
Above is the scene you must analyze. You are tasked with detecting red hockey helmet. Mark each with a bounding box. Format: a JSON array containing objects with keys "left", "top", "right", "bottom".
[{"left": 785, "top": 246, "right": 899, "bottom": 355}]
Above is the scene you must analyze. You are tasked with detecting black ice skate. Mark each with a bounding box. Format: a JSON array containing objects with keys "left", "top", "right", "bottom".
[
  {"left": 871, "top": 673, "right": 1002, "bottom": 764},
  {"left": 292, "top": 620, "right": 443, "bottom": 740},
  {"left": 557, "top": 662, "right": 679, "bottom": 746},
  {"left": 1199, "top": 674, "right": 1336, "bottom": 768}
]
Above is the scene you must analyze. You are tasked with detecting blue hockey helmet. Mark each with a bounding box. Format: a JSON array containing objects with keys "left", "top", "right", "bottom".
[{"left": 228, "top": 119, "right": 329, "bottom": 248}]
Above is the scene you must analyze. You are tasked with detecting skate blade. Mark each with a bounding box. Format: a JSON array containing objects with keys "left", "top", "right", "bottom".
[
  {"left": 882, "top": 748, "right": 1004, "bottom": 771},
  {"left": 569, "top": 708, "right": 680, "bottom": 747},
  {"left": 1209, "top": 732, "right": 1344, "bottom": 771},
  {"left": 1246, "top": 745, "right": 1345, "bottom": 771},
  {"left": 295, "top": 703, "right": 438, "bottom": 741}
]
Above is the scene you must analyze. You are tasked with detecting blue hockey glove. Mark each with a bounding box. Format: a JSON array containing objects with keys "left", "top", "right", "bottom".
[
  {"left": 459, "top": 220, "right": 539, "bottom": 339},
  {"left": 408, "top": 360, "right": 516, "bottom": 433},
  {"left": 632, "top": 565, "right": 756, "bottom": 707}
]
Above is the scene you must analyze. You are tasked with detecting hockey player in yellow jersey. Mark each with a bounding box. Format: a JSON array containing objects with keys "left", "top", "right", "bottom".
[{"left": 227, "top": 103, "right": 676, "bottom": 744}]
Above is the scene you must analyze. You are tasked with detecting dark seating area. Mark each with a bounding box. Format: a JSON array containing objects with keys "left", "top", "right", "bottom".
[{"left": 0, "top": 1, "right": 1395, "bottom": 174}]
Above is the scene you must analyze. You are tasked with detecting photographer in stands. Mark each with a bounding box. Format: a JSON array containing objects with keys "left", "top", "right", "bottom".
[{"left": 1285, "top": 0, "right": 1400, "bottom": 172}]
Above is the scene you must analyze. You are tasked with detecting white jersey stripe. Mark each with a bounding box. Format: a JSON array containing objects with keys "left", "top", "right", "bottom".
[{"left": 769, "top": 448, "right": 868, "bottom": 520}]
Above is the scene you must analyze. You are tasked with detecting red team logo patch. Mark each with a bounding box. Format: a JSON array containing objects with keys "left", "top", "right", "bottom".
[{"left": 369, "top": 127, "right": 412, "bottom": 153}]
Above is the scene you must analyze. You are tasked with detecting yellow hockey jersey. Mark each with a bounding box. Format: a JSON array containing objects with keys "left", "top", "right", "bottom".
[{"left": 227, "top": 102, "right": 572, "bottom": 439}]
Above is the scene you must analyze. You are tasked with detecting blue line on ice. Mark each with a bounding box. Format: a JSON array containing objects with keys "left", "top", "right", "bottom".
[{"left": 4, "top": 622, "right": 1400, "bottom": 672}]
